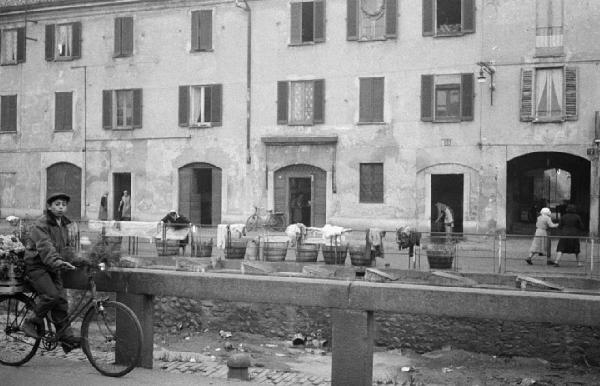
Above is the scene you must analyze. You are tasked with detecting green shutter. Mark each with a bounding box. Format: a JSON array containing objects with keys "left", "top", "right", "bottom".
[
  {"left": 462, "top": 0, "right": 475, "bottom": 34},
  {"left": 132, "top": 89, "right": 142, "bottom": 128},
  {"left": 347, "top": 0, "right": 358, "bottom": 41},
  {"left": 372, "top": 77, "right": 384, "bottom": 122},
  {"left": 17, "top": 27, "right": 26, "bottom": 63},
  {"left": 178, "top": 86, "right": 189, "bottom": 127},
  {"left": 359, "top": 78, "right": 373, "bottom": 123},
  {"left": 114, "top": 18, "right": 122, "bottom": 56},
  {"left": 199, "top": 10, "right": 212, "bottom": 51},
  {"left": 460, "top": 73, "right": 474, "bottom": 121},
  {"left": 277, "top": 81, "right": 288, "bottom": 124},
  {"left": 313, "top": 79, "right": 325, "bottom": 123},
  {"left": 420, "top": 75, "right": 434, "bottom": 121},
  {"left": 422, "top": 0, "right": 434, "bottom": 36},
  {"left": 71, "top": 22, "right": 81, "bottom": 59},
  {"left": 55, "top": 92, "right": 72, "bottom": 131},
  {"left": 191, "top": 11, "right": 200, "bottom": 51},
  {"left": 314, "top": 0, "right": 325, "bottom": 42},
  {"left": 385, "top": 0, "right": 397, "bottom": 38},
  {"left": 564, "top": 67, "right": 577, "bottom": 121},
  {"left": 1, "top": 95, "right": 17, "bottom": 132},
  {"left": 102, "top": 90, "right": 113, "bottom": 129},
  {"left": 45, "top": 24, "right": 55, "bottom": 61},
  {"left": 211, "top": 84, "right": 222, "bottom": 126},
  {"left": 290, "top": 2, "right": 302, "bottom": 45},
  {"left": 519, "top": 69, "right": 534, "bottom": 122},
  {"left": 122, "top": 17, "right": 133, "bottom": 56}
]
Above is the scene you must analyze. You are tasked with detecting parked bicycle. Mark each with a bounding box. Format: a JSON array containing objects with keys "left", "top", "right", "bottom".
[
  {"left": 245, "top": 205, "right": 287, "bottom": 232},
  {"left": 0, "top": 260, "right": 143, "bottom": 377}
]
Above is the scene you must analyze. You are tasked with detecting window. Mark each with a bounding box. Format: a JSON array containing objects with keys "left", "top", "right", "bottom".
[
  {"left": 519, "top": 67, "right": 577, "bottom": 122},
  {"left": 277, "top": 80, "right": 324, "bottom": 125},
  {"left": 114, "top": 17, "right": 133, "bottom": 57},
  {"left": 290, "top": 1, "right": 325, "bottom": 45},
  {"left": 55, "top": 92, "right": 72, "bottom": 131},
  {"left": 179, "top": 84, "right": 222, "bottom": 127},
  {"left": 421, "top": 74, "right": 473, "bottom": 122},
  {"left": 102, "top": 89, "right": 143, "bottom": 129},
  {"left": 0, "top": 28, "right": 25, "bottom": 65},
  {"left": 191, "top": 10, "right": 212, "bottom": 52},
  {"left": 536, "top": 0, "right": 563, "bottom": 56},
  {"left": 422, "top": 0, "right": 475, "bottom": 37},
  {"left": 359, "top": 163, "right": 383, "bottom": 203},
  {"left": 347, "top": 0, "right": 397, "bottom": 41},
  {"left": 45, "top": 22, "right": 81, "bottom": 61},
  {"left": 359, "top": 77, "right": 384, "bottom": 123},
  {"left": 0, "top": 95, "right": 17, "bottom": 132}
]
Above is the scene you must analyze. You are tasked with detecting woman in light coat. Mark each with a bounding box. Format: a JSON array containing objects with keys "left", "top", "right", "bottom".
[{"left": 526, "top": 207, "right": 558, "bottom": 265}]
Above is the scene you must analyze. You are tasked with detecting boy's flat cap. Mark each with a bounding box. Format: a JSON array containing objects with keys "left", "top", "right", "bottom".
[{"left": 47, "top": 192, "right": 71, "bottom": 204}]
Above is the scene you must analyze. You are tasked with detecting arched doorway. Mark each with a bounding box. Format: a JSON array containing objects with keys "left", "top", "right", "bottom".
[
  {"left": 274, "top": 164, "right": 327, "bottom": 227},
  {"left": 46, "top": 162, "right": 82, "bottom": 220},
  {"left": 507, "top": 152, "right": 590, "bottom": 234},
  {"left": 178, "top": 163, "right": 222, "bottom": 225}
]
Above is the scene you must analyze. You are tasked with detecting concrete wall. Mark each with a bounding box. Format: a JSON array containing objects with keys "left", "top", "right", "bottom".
[{"left": 1, "top": 0, "right": 599, "bottom": 232}]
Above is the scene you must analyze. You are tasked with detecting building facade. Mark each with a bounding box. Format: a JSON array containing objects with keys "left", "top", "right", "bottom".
[{"left": 0, "top": 0, "right": 598, "bottom": 235}]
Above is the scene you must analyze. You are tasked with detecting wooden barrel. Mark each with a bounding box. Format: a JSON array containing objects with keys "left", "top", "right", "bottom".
[
  {"left": 155, "top": 239, "right": 179, "bottom": 256},
  {"left": 295, "top": 243, "right": 319, "bottom": 262},
  {"left": 426, "top": 250, "right": 454, "bottom": 269},
  {"left": 225, "top": 239, "right": 248, "bottom": 259},
  {"left": 193, "top": 240, "right": 213, "bottom": 257},
  {"left": 322, "top": 244, "right": 347, "bottom": 265},
  {"left": 348, "top": 245, "right": 372, "bottom": 267},
  {"left": 264, "top": 241, "right": 289, "bottom": 262}
]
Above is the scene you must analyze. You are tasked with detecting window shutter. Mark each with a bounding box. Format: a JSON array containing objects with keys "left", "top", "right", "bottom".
[
  {"left": 347, "top": 0, "right": 358, "bottom": 41},
  {"left": 45, "top": 24, "right": 55, "bottom": 61},
  {"left": 372, "top": 77, "right": 384, "bottom": 122},
  {"left": 132, "top": 89, "right": 142, "bottom": 128},
  {"left": 462, "top": 0, "right": 475, "bottom": 34},
  {"left": 460, "top": 73, "right": 474, "bottom": 121},
  {"left": 122, "top": 17, "right": 133, "bottom": 56},
  {"left": 420, "top": 74, "right": 434, "bottom": 121},
  {"left": 422, "top": 0, "right": 434, "bottom": 36},
  {"left": 17, "top": 28, "right": 26, "bottom": 62},
  {"left": 564, "top": 67, "right": 577, "bottom": 121},
  {"left": 519, "top": 69, "right": 534, "bottom": 122},
  {"left": 204, "top": 86, "right": 212, "bottom": 123},
  {"left": 313, "top": 79, "right": 325, "bottom": 123},
  {"left": 385, "top": 0, "right": 397, "bottom": 38},
  {"left": 1, "top": 96, "right": 17, "bottom": 132},
  {"left": 102, "top": 90, "right": 112, "bottom": 129},
  {"left": 191, "top": 11, "right": 200, "bottom": 51},
  {"left": 314, "top": 0, "right": 325, "bottom": 42},
  {"left": 114, "top": 18, "right": 122, "bottom": 56},
  {"left": 178, "top": 86, "right": 189, "bottom": 127},
  {"left": 211, "top": 84, "right": 222, "bottom": 126},
  {"left": 55, "top": 92, "right": 72, "bottom": 131},
  {"left": 277, "top": 81, "right": 288, "bottom": 124},
  {"left": 290, "top": 2, "right": 302, "bottom": 45},
  {"left": 199, "top": 10, "right": 212, "bottom": 51},
  {"left": 71, "top": 22, "right": 81, "bottom": 59},
  {"left": 359, "top": 78, "right": 373, "bottom": 123}
]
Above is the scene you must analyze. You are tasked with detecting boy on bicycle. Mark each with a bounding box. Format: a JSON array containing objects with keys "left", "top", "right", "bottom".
[{"left": 22, "top": 192, "right": 83, "bottom": 353}]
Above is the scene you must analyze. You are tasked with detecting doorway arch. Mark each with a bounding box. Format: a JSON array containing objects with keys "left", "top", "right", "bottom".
[
  {"left": 506, "top": 152, "right": 590, "bottom": 234},
  {"left": 178, "top": 163, "right": 222, "bottom": 225},
  {"left": 46, "top": 162, "right": 82, "bottom": 219}
]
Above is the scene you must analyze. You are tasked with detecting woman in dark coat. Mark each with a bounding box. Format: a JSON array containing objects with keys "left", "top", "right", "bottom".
[{"left": 552, "top": 204, "right": 584, "bottom": 267}]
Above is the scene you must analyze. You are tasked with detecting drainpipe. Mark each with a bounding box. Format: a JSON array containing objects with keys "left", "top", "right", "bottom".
[
  {"left": 236, "top": 0, "right": 252, "bottom": 164},
  {"left": 72, "top": 65, "right": 87, "bottom": 219}
]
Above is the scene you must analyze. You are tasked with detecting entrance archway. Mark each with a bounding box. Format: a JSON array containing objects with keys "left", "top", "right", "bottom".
[
  {"left": 178, "top": 163, "right": 222, "bottom": 225},
  {"left": 507, "top": 152, "right": 590, "bottom": 234},
  {"left": 274, "top": 164, "right": 326, "bottom": 227},
  {"left": 47, "top": 162, "right": 82, "bottom": 219}
]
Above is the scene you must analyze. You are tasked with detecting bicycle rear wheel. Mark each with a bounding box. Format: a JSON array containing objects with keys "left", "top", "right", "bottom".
[
  {"left": 246, "top": 215, "right": 259, "bottom": 232},
  {"left": 81, "top": 300, "right": 142, "bottom": 377},
  {"left": 0, "top": 294, "right": 42, "bottom": 366}
]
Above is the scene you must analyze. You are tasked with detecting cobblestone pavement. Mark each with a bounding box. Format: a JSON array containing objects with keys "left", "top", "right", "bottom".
[{"left": 40, "top": 349, "right": 332, "bottom": 385}]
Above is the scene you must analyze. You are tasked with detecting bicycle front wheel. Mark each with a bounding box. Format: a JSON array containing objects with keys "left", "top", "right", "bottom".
[
  {"left": 0, "top": 294, "right": 42, "bottom": 366},
  {"left": 81, "top": 300, "right": 142, "bottom": 377},
  {"left": 246, "top": 215, "right": 259, "bottom": 232}
]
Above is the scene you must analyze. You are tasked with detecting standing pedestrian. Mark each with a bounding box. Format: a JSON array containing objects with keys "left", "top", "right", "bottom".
[
  {"left": 525, "top": 207, "right": 558, "bottom": 265},
  {"left": 98, "top": 192, "right": 108, "bottom": 220},
  {"left": 552, "top": 204, "right": 584, "bottom": 267},
  {"left": 118, "top": 190, "right": 131, "bottom": 221},
  {"left": 434, "top": 202, "right": 454, "bottom": 237}
]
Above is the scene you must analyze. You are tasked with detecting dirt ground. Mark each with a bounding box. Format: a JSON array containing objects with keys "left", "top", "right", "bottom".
[{"left": 154, "top": 329, "right": 600, "bottom": 385}]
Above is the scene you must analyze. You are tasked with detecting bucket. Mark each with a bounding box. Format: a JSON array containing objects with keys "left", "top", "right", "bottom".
[
  {"left": 263, "top": 240, "right": 289, "bottom": 262},
  {"left": 193, "top": 239, "right": 213, "bottom": 257},
  {"left": 426, "top": 250, "right": 454, "bottom": 269},
  {"left": 295, "top": 243, "right": 319, "bottom": 262},
  {"left": 348, "top": 245, "right": 372, "bottom": 267},
  {"left": 225, "top": 239, "right": 248, "bottom": 259},
  {"left": 322, "top": 244, "right": 348, "bottom": 265}
]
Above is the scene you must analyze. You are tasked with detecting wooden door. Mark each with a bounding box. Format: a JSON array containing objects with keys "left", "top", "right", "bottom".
[{"left": 47, "top": 163, "right": 81, "bottom": 219}]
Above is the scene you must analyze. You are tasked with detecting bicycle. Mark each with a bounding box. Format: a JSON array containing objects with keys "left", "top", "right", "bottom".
[
  {"left": 0, "top": 260, "right": 143, "bottom": 377},
  {"left": 245, "top": 205, "right": 287, "bottom": 232}
]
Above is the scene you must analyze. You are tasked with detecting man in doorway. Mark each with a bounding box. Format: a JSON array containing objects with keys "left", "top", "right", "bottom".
[
  {"left": 435, "top": 202, "right": 454, "bottom": 236},
  {"left": 118, "top": 190, "right": 131, "bottom": 221}
]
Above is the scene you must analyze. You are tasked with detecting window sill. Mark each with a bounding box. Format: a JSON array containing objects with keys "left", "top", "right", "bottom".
[
  {"left": 189, "top": 123, "right": 213, "bottom": 128},
  {"left": 355, "top": 37, "right": 389, "bottom": 42},
  {"left": 359, "top": 201, "right": 384, "bottom": 204},
  {"left": 113, "top": 127, "right": 136, "bottom": 131},
  {"left": 357, "top": 121, "right": 386, "bottom": 125},
  {"left": 190, "top": 48, "right": 214, "bottom": 53},
  {"left": 53, "top": 56, "right": 76, "bottom": 62},
  {"left": 432, "top": 118, "right": 461, "bottom": 123},
  {"left": 433, "top": 32, "right": 464, "bottom": 38},
  {"left": 54, "top": 129, "right": 73, "bottom": 132},
  {"left": 0, "top": 130, "right": 17, "bottom": 134},
  {"left": 113, "top": 54, "right": 133, "bottom": 59},
  {"left": 0, "top": 62, "right": 20, "bottom": 66},
  {"left": 288, "top": 41, "right": 323, "bottom": 47},
  {"left": 533, "top": 117, "right": 565, "bottom": 123}
]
